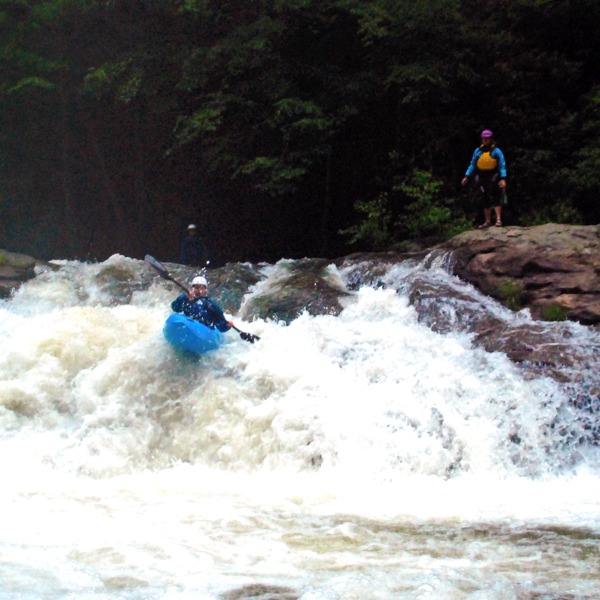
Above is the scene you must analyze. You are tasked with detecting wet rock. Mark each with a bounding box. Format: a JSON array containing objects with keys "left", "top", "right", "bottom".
[
  {"left": 238, "top": 258, "right": 352, "bottom": 323},
  {"left": 439, "top": 224, "right": 600, "bottom": 325},
  {"left": 210, "top": 262, "right": 264, "bottom": 314},
  {"left": 408, "top": 270, "right": 598, "bottom": 365},
  {"left": 335, "top": 249, "right": 430, "bottom": 290},
  {"left": 221, "top": 584, "right": 298, "bottom": 600},
  {"left": 404, "top": 268, "right": 600, "bottom": 444},
  {"left": 407, "top": 273, "right": 503, "bottom": 335},
  {"left": 0, "top": 249, "right": 37, "bottom": 298}
]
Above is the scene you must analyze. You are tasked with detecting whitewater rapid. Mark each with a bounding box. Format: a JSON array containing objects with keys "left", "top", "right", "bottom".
[{"left": 0, "top": 254, "right": 598, "bottom": 599}]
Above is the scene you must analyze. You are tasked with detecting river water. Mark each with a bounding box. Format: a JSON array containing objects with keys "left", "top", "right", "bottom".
[{"left": 1, "top": 254, "right": 599, "bottom": 599}]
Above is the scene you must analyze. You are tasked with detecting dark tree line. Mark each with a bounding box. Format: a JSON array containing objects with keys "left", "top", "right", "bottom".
[{"left": 1, "top": 0, "right": 599, "bottom": 265}]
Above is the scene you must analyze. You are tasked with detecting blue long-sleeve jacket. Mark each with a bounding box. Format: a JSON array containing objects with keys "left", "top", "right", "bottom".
[
  {"left": 171, "top": 294, "right": 231, "bottom": 332},
  {"left": 465, "top": 145, "right": 507, "bottom": 179}
]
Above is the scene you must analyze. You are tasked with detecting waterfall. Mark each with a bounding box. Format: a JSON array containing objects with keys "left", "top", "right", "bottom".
[{"left": 1, "top": 254, "right": 598, "bottom": 599}]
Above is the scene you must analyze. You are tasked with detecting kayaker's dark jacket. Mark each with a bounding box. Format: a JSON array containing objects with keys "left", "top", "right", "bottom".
[
  {"left": 179, "top": 235, "right": 205, "bottom": 266},
  {"left": 171, "top": 294, "right": 231, "bottom": 332}
]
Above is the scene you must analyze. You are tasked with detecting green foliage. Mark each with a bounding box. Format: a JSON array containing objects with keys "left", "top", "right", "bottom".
[
  {"left": 8, "top": 76, "right": 55, "bottom": 93},
  {"left": 576, "top": 146, "right": 600, "bottom": 189},
  {"left": 568, "top": 85, "right": 600, "bottom": 221},
  {"left": 85, "top": 61, "right": 145, "bottom": 103},
  {"left": 173, "top": 106, "right": 224, "bottom": 146},
  {"left": 519, "top": 199, "right": 582, "bottom": 227},
  {"left": 83, "top": 61, "right": 131, "bottom": 96},
  {"left": 178, "top": 0, "right": 211, "bottom": 17},
  {"left": 341, "top": 165, "right": 478, "bottom": 252},
  {"left": 1, "top": 0, "right": 600, "bottom": 262},
  {"left": 239, "top": 157, "right": 307, "bottom": 195},
  {"left": 498, "top": 281, "right": 524, "bottom": 311},
  {"left": 397, "top": 169, "right": 444, "bottom": 234},
  {"left": 542, "top": 305, "right": 568, "bottom": 322},
  {"left": 396, "top": 169, "right": 471, "bottom": 241},
  {"left": 271, "top": 98, "right": 336, "bottom": 135},
  {"left": 339, "top": 193, "right": 392, "bottom": 251}
]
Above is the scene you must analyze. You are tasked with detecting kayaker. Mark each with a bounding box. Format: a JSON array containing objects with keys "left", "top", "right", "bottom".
[
  {"left": 461, "top": 129, "right": 507, "bottom": 228},
  {"left": 171, "top": 276, "right": 233, "bottom": 332}
]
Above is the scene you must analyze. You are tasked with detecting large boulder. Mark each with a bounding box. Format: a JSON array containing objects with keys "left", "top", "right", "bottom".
[
  {"left": 439, "top": 224, "right": 600, "bottom": 325},
  {"left": 0, "top": 249, "right": 37, "bottom": 298}
]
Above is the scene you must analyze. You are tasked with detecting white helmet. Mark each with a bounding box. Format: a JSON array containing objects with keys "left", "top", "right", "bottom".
[{"left": 191, "top": 276, "right": 208, "bottom": 287}]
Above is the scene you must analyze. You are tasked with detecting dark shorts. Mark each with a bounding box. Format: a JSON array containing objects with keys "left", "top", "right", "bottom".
[{"left": 475, "top": 172, "right": 502, "bottom": 209}]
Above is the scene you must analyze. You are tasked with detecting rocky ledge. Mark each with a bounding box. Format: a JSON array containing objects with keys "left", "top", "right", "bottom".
[
  {"left": 0, "top": 249, "right": 37, "bottom": 298},
  {"left": 2, "top": 223, "right": 599, "bottom": 324},
  {"left": 439, "top": 223, "right": 600, "bottom": 325}
]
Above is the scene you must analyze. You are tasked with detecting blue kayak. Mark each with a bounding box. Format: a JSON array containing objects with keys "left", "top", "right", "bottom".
[{"left": 163, "top": 313, "right": 223, "bottom": 355}]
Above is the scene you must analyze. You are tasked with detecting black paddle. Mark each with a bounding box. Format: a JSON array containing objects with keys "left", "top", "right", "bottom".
[{"left": 144, "top": 254, "right": 260, "bottom": 344}]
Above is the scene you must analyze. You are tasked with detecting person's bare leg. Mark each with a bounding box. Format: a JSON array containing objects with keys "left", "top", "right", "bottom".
[
  {"left": 494, "top": 206, "right": 502, "bottom": 226},
  {"left": 480, "top": 208, "right": 492, "bottom": 228}
]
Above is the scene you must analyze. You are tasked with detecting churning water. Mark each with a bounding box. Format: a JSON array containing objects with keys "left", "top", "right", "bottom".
[{"left": 0, "top": 254, "right": 599, "bottom": 599}]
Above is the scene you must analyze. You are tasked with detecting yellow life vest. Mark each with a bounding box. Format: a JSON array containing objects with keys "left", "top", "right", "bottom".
[{"left": 476, "top": 145, "right": 498, "bottom": 171}]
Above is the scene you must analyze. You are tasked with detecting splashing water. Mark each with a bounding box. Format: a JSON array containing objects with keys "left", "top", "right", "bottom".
[{"left": 0, "top": 254, "right": 599, "bottom": 599}]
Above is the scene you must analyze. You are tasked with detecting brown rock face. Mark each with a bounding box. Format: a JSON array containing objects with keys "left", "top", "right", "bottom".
[{"left": 440, "top": 224, "right": 600, "bottom": 325}]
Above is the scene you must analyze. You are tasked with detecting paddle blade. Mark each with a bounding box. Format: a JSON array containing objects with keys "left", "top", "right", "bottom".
[
  {"left": 241, "top": 331, "right": 259, "bottom": 343},
  {"left": 144, "top": 254, "right": 189, "bottom": 293},
  {"left": 144, "top": 254, "right": 170, "bottom": 278}
]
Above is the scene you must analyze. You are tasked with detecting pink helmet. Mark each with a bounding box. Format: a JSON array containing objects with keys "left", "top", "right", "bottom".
[{"left": 481, "top": 129, "right": 493, "bottom": 138}]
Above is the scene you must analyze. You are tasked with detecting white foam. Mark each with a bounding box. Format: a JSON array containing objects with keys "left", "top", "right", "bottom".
[{"left": 0, "top": 256, "right": 598, "bottom": 599}]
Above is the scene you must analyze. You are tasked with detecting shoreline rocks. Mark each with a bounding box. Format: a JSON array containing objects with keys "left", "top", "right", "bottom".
[
  {"left": 3, "top": 223, "right": 599, "bottom": 324},
  {"left": 439, "top": 223, "right": 600, "bottom": 325},
  {"left": 0, "top": 249, "right": 37, "bottom": 298}
]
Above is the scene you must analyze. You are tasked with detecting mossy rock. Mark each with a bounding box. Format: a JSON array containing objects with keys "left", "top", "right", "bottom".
[
  {"left": 0, "top": 249, "right": 37, "bottom": 297},
  {"left": 0, "top": 249, "right": 36, "bottom": 271}
]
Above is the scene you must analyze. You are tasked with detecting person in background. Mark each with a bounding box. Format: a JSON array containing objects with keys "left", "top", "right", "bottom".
[
  {"left": 179, "top": 224, "right": 205, "bottom": 266},
  {"left": 171, "top": 275, "right": 233, "bottom": 332},
  {"left": 461, "top": 129, "right": 507, "bottom": 228}
]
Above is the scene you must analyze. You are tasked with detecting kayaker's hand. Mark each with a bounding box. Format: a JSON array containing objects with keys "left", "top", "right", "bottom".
[
  {"left": 499, "top": 179, "right": 506, "bottom": 189},
  {"left": 227, "top": 321, "right": 234, "bottom": 329},
  {"left": 461, "top": 177, "right": 469, "bottom": 187}
]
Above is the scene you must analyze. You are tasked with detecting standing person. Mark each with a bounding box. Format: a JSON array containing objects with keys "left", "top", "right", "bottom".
[
  {"left": 171, "top": 275, "right": 233, "bottom": 332},
  {"left": 179, "top": 224, "right": 205, "bottom": 266},
  {"left": 461, "top": 129, "right": 507, "bottom": 228}
]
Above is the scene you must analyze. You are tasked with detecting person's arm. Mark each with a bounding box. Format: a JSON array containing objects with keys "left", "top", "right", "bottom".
[
  {"left": 171, "top": 294, "right": 188, "bottom": 313},
  {"left": 208, "top": 300, "right": 233, "bottom": 332},
  {"left": 462, "top": 148, "right": 480, "bottom": 185},
  {"left": 494, "top": 148, "right": 507, "bottom": 181}
]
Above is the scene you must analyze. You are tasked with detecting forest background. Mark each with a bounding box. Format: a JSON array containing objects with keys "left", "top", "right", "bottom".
[{"left": 1, "top": 0, "right": 599, "bottom": 266}]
